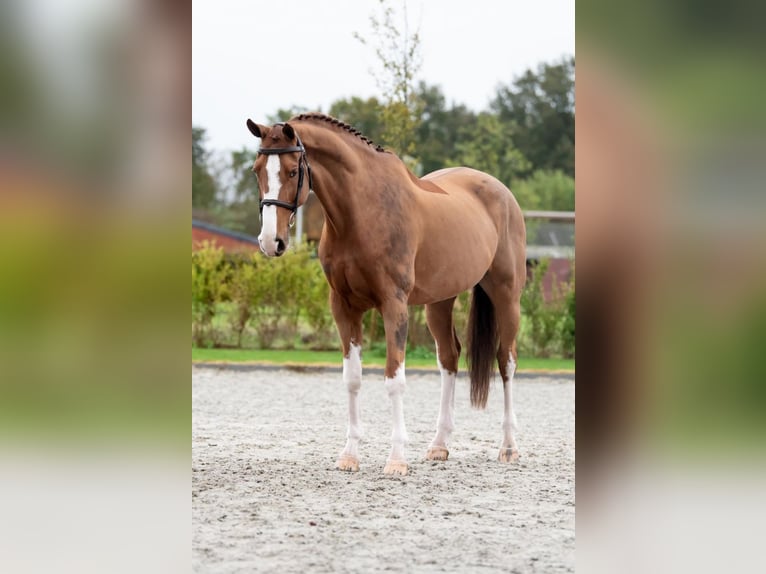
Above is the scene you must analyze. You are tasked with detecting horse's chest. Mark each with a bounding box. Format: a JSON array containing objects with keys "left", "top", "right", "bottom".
[
  {"left": 319, "top": 251, "right": 385, "bottom": 308},
  {"left": 323, "top": 261, "right": 371, "bottom": 296}
]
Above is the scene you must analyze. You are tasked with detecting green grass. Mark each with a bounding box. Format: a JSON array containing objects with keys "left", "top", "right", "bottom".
[{"left": 192, "top": 347, "right": 574, "bottom": 372}]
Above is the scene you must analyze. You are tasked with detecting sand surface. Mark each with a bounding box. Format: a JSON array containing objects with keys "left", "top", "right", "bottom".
[{"left": 192, "top": 366, "right": 574, "bottom": 573}]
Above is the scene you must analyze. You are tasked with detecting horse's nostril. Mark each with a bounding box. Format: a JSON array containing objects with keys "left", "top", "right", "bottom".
[{"left": 275, "top": 238, "right": 286, "bottom": 255}]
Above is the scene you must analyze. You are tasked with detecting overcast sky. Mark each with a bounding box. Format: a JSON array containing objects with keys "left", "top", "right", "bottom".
[{"left": 193, "top": 0, "right": 574, "bottom": 152}]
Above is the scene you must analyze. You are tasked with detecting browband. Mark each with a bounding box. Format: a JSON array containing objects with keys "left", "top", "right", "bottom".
[{"left": 257, "top": 146, "right": 304, "bottom": 155}]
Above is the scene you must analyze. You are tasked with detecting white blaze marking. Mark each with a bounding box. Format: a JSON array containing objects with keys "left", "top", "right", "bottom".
[
  {"left": 257, "top": 155, "right": 281, "bottom": 254},
  {"left": 264, "top": 154, "right": 282, "bottom": 199},
  {"left": 340, "top": 343, "right": 363, "bottom": 459},
  {"left": 385, "top": 362, "right": 408, "bottom": 462}
]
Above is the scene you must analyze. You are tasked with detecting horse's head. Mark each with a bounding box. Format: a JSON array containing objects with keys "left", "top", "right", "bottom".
[{"left": 246, "top": 119, "right": 312, "bottom": 257}]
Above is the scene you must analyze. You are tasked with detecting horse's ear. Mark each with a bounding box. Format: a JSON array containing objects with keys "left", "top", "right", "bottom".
[
  {"left": 246, "top": 119, "right": 268, "bottom": 138},
  {"left": 282, "top": 122, "right": 295, "bottom": 141}
]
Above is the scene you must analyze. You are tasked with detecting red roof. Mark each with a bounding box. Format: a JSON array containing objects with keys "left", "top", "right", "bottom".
[{"left": 192, "top": 220, "right": 260, "bottom": 253}]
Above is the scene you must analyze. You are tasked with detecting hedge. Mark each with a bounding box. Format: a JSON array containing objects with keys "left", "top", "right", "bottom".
[{"left": 192, "top": 241, "right": 574, "bottom": 358}]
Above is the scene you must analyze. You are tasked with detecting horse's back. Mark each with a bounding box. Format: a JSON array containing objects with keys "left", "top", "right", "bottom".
[
  {"left": 422, "top": 166, "right": 524, "bottom": 234},
  {"left": 424, "top": 166, "right": 515, "bottom": 203},
  {"left": 421, "top": 166, "right": 526, "bottom": 286}
]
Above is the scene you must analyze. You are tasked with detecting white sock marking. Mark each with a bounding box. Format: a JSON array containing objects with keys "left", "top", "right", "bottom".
[
  {"left": 430, "top": 342, "right": 456, "bottom": 449},
  {"left": 340, "top": 343, "right": 363, "bottom": 459},
  {"left": 502, "top": 355, "right": 519, "bottom": 451},
  {"left": 385, "top": 362, "right": 408, "bottom": 462}
]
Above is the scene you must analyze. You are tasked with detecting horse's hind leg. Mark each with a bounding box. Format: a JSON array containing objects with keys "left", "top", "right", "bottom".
[
  {"left": 481, "top": 278, "right": 522, "bottom": 463},
  {"left": 330, "top": 290, "right": 365, "bottom": 472},
  {"left": 424, "top": 297, "right": 461, "bottom": 461},
  {"left": 496, "top": 292, "right": 522, "bottom": 463}
]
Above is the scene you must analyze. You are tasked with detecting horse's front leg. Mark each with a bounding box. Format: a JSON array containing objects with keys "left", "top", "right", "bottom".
[
  {"left": 331, "top": 292, "right": 364, "bottom": 472},
  {"left": 380, "top": 300, "right": 409, "bottom": 476}
]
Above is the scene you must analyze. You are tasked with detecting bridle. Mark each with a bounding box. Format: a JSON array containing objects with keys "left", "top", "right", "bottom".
[{"left": 257, "top": 123, "right": 314, "bottom": 228}]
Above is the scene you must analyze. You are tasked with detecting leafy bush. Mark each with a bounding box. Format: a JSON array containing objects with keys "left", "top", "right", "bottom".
[
  {"left": 302, "top": 264, "right": 334, "bottom": 348},
  {"left": 512, "top": 169, "right": 574, "bottom": 211},
  {"left": 519, "top": 258, "right": 575, "bottom": 358},
  {"left": 246, "top": 243, "right": 313, "bottom": 348},
  {"left": 193, "top": 242, "right": 334, "bottom": 350},
  {"left": 192, "top": 244, "right": 574, "bottom": 359},
  {"left": 452, "top": 289, "right": 472, "bottom": 342},
  {"left": 362, "top": 310, "right": 385, "bottom": 348},
  {"left": 560, "top": 269, "right": 575, "bottom": 359},
  {"left": 227, "top": 255, "right": 259, "bottom": 348},
  {"left": 191, "top": 241, "right": 230, "bottom": 347}
]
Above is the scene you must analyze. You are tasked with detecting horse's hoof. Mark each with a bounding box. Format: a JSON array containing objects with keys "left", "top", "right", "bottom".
[
  {"left": 336, "top": 455, "right": 359, "bottom": 472},
  {"left": 383, "top": 460, "right": 408, "bottom": 476},
  {"left": 425, "top": 446, "right": 449, "bottom": 461},
  {"left": 497, "top": 448, "right": 520, "bottom": 463}
]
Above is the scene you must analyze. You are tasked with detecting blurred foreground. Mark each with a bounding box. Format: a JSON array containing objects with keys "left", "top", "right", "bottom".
[
  {"left": 0, "top": 1, "right": 188, "bottom": 572},
  {"left": 577, "top": 1, "right": 766, "bottom": 572}
]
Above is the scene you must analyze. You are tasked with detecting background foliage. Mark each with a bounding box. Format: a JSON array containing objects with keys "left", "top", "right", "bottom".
[
  {"left": 192, "top": 56, "right": 575, "bottom": 233},
  {"left": 192, "top": 243, "right": 574, "bottom": 359},
  {"left": 191, "top": 2, "right": 575, "bottom": 362}
]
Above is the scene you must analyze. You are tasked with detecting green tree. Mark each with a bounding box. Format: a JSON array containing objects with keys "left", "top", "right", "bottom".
[
  {"left": 229, "top": 148, "right": 259, "bottom": 202},
  {"left": 268, "top": 105, "right": 310, "bottom": 124},
  {"left": 205, "top": 147, "right": 261, "bottom": 237},
  {"left": 328, "top": 96, "right": 386, "bottom": 144},
  {"left": 449, "top": 112, "right": 530, "bottom": 186},
  {"left": 354, "top": 0, "right": 422, "bottom": 160},
  {"left": 512, "top": 169, "right": 575, "bottom": 211},
  {"left": 192, "top": 126, "right": 218, "bottom": 208},
  {"left": 0, "top": 3, "right": 43, "bottom": 136},
  {"left": 491, "top": 57, "right": 575, "bottom": 177},
  {"left": 414, "top": 82, "right": 477, "bottom": 175}
]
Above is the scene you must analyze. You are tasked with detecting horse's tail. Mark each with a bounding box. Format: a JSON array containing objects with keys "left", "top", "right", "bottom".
[{"left": 467, "top": 284, "right": 497, "bottom": 409}]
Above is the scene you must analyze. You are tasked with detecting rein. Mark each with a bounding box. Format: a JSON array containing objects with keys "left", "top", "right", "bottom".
[{"left": 257, "top": 124, "right": 314, "bottom": 227}]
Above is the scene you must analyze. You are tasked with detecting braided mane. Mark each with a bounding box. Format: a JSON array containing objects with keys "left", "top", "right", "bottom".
[{"left": 293, "top": 113, "right": 387, "bottom": 153}]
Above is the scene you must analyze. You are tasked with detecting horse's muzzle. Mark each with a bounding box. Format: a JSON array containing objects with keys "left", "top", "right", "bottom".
[{"left": 258, "top": 234, "right": 286, "bottom": 257}]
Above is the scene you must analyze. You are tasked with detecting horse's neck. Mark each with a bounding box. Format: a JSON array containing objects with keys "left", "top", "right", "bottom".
[
  {"left": 298, "top": 126, "right": 386, "bottom": 236},
  {"left": 304, "top": 156, "right": 356, "bottom": 237}
]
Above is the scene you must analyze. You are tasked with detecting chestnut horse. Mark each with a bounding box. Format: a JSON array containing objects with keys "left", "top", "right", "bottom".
[{"left": 246, "top": 113, "right": 525, "bottom": 475}]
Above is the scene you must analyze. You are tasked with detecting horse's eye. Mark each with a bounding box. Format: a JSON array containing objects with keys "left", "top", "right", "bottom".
[{"left": 289, "top": 169, "right": 298, "bottom": 178}]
